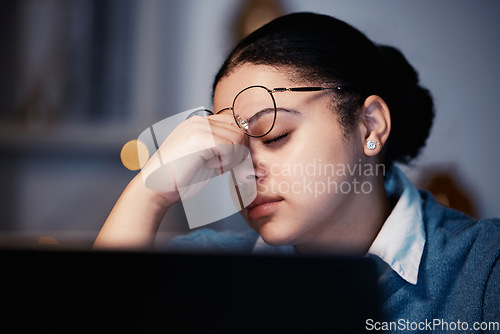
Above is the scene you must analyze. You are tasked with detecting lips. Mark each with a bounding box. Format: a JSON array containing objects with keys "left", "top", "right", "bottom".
[
  {"left": 247, "top": 195, "right": 283, "bottom": 210},
  {"left": 247, "top": 195, "right": 283, "bottom": 220}
]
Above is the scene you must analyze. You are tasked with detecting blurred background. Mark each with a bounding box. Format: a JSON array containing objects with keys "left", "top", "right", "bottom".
[{"left": 0, "top": 0, "right": 499, "bottom": 249}]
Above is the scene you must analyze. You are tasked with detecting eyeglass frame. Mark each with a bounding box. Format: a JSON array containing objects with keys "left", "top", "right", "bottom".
[{"left": 207, "top": 85, "right": 345, "bottom": 138}]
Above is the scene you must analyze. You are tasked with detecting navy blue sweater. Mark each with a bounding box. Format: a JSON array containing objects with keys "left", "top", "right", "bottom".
[{"left": 371, "top": 191, "right": 499, "bottom": 333}]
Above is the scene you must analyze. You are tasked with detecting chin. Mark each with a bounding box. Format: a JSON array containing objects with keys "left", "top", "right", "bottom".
[{"left": 257, "top": 220, "right": 299, "bottom": 247}]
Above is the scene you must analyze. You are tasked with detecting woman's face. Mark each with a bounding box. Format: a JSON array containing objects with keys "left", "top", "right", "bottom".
[{"left": 214, "top": 64, "right": 369, "bottom": 248}]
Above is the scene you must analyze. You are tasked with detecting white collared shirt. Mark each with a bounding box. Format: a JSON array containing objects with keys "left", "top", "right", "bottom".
[{"left": 251, "top": 166, "right": 426, "bottom": 285}]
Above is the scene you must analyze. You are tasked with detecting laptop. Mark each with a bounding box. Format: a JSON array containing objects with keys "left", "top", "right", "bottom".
[{"left": 2, "top": 249, "right": 382, "bottom": 333}]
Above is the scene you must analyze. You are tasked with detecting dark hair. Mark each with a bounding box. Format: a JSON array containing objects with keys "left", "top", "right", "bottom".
[{"left": 213, "top": 12, "right": 434, "bottom": 165}]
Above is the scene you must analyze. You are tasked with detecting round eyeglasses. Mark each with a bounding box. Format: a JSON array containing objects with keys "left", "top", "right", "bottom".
[
  {"left": 188, "top": 85, "right": 344, "bottom": 137},
  {"left": 219, "top": 85, "right": 343, "bottom": 137}
]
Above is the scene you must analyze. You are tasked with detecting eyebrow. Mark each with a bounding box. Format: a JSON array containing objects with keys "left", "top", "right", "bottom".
[{"left": 248, "top": 108, "right": 301, "bottom": 125}]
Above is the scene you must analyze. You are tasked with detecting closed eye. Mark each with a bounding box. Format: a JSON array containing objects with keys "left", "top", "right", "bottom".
[{"left": 263, "top": 131, "right": 290, "bottom": 146}]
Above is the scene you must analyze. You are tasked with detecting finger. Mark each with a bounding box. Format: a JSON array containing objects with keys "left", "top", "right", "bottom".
[
  {"left": 207, "top": 115, "right": 242, "bottom": 133},
  {"left": 204, "top": 140, "right": 249, "bottom": 173}
]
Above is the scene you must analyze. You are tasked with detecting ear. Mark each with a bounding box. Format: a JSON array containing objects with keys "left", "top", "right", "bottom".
[{"left": 359, "top": 95, "right": 391, "bottom": 157}]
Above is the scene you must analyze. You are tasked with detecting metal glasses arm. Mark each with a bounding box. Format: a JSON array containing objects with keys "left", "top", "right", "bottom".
[{"left": 270, "top": 87, "right": 343, "bottom": 93}]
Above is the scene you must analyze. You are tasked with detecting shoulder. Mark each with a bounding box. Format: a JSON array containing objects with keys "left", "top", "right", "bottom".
[
  {"left": 402, "top": 191, "right": 500, "bottom": 320},
  {"left": 420, "top": 190, "right": 500, "bottom": 254},
  {"left": 419, "top": 190, "right": 500, "bottom": 298},
  {"left": 165, "top": 228, "right": 259, "bottom": 254}
]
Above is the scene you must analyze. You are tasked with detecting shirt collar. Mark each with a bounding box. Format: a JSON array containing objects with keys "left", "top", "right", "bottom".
[
  {"left": 252, "top": 166, "right": 425, "bottom": 285},
  {"left": 367, "top": 166, "right": 425, "bottom": 285}
]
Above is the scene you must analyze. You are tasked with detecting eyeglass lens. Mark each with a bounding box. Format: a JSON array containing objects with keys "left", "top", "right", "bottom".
[
  {"left": 186, "top": 109, "right": 214, "bottom": 119},
  {"left": 232, "top": 86, "right": 276, "bottom": 137}
]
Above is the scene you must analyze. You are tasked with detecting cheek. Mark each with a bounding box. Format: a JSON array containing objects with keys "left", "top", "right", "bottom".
[
  {"left": 268, "top": 134, "right": 360, "bottom": 204},
  {"left": 254, "top": 112, "right": 361, "bottom": 196}
]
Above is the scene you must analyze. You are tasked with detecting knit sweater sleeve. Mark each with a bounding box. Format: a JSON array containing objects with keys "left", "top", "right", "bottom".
[{"left": 165, "top": 228, "right": 259, "bottom": 254}]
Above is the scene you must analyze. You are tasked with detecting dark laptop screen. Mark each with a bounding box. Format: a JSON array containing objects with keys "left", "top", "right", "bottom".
[{"left": 2, "top": 250, "right": 382, "bottom": 333}]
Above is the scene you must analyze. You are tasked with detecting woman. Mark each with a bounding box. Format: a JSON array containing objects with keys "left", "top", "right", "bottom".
[{"left": 95, "top": 13, "right": 499, "bottom": 330}]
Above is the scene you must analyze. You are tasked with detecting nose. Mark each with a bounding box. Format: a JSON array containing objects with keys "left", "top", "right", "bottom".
[
  {"left": 229, "top": 145, "right": 258, "bottom": 209},
  {"left": 230, "top": 138, "right": 269, "bottom": 189},
  {"left": 231, "top": 148, "right": 258, "bottom": 186},
  {"left": 248, "top": 139, "right": 268, "bottom": 180}
]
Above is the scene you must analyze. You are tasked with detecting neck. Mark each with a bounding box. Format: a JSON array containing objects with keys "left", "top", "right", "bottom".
[{"left": 294, "top": 174, "right": 391, "bottom": 255}]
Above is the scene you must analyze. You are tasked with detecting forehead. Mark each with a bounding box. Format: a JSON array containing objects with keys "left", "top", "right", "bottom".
[{"left": 213, "top": 64, "right": 295, "bottom": 109}]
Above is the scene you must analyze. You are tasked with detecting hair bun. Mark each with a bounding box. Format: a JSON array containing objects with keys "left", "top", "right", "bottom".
[
  {"left": 378, "top": 45, "right": 419, "bottom": 85},
  {"left": 377, "top": 45, "right": 435, "bottom": 164}
]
